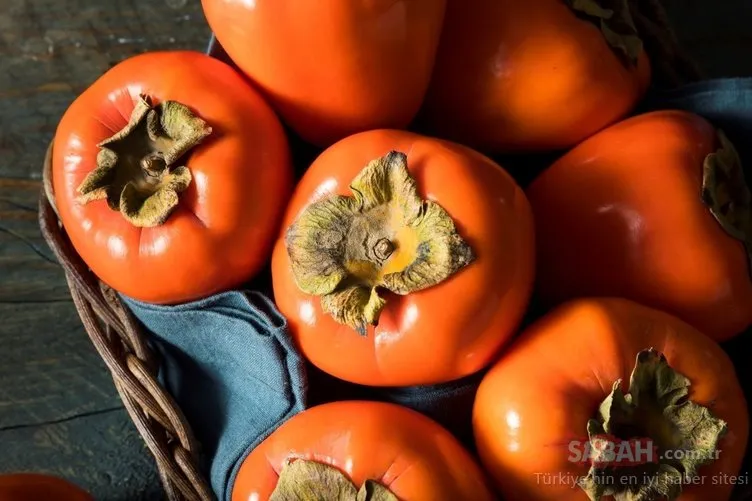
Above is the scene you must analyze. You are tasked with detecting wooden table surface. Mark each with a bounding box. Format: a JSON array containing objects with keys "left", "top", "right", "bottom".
[{"left": 0, "top": 1, "right": 750, "bottom": 500}]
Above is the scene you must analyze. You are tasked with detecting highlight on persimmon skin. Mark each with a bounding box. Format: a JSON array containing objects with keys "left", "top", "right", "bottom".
[
  {"left": 417, "top": 0, "right": 651, "bottom": 154},
  {"left": 201, "top": 0, "right": 448, "bottom": 148},
  {"left": 51, "top": 51, "right": 293, "bottom": 304},
  {"left": 271, "top": 129, "right": 536, "bottom": 387},
  {"left": 232, "top": 401, "right": 497, "bottom": 501},
  {"left": 473, "top": 297, "right": 749, "bottom": 501},
  {"left": 527, "top": 110, "right": 752, "bottom": 342}
]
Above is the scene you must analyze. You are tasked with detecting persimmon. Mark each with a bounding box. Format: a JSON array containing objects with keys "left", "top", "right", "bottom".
[
  {"left": 201, "top": 0, "right": 447, "bottom": 147},
  {"left": 418, "top": 0, "right": 651, "bottom": 153},
  {"left": 473, "top": 298, "right": 749, "bottom": 501},
  {"left": 527, "top": 110, "right": 752, "bottom": 341},
  {"left": 232, "top": 401, "right": 495, "bottom": 500},
  {"left": 270, "top": 129, "right": 535, "bottom": 386},
  {"left": 52, "top": 51, "right": 293, "bottom": 304},
  {"left": 0, "top": 474, "right": 93, "bottom": 501}
]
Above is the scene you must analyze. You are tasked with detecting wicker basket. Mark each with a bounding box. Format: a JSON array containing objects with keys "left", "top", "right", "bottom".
[{"left": 37, "top": 2, "right": 750, "bottom": 500}]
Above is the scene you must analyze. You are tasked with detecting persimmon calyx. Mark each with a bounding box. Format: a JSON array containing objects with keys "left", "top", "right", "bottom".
[
  {"left": 578, "top": 348, "right": 727, "bottom": 501},
  {"left": 75, "top": 94, "right": 212, "bottom": 227},
  {"left": 565, "top": 0, "right": 643, "bottom": 66},
  {"left": 269, "top": 459, "right": 398, "bottom": 501},
  {"left": 702, "top": 129, "right": 752, "bottom": 280},
  {"left": 285, "top": 151, "right": 475, "bottom": 335}
]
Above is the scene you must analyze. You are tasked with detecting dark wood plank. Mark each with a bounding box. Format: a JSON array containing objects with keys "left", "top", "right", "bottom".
[
  {"left": 0, "top": 302, "right": 121, "bottom": 428},
  {"left": 0, "top": 178, "right": 68, "bottom": 302},
  {"left": 0, "top": 410, "right": 163, "bottom": 501},
  {"left": 0, "top": 1, "right": 210, "bottom": 498},
  {"left": 0, "top": 294, "right": 165, "bottom": 499},
  {"left": 0, "top": 0, "right": 210, "bottom": 180}
]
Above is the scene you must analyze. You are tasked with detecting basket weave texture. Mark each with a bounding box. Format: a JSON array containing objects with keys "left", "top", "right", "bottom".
[{"left": 37, "top": 2, "right": 749, "bottom": 500}]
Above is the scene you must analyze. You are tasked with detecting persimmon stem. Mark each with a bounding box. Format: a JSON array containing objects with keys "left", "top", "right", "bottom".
[
  {"left": 702, "top": 130, "right": 752, "bottom": 281},
  {"left": 140, "top": 152, "right": 167, "bottom": 174},
  {"left": 284, "top": 151, "right": 475, "bottom": 335},
  {"left": 564, "top": 0, "right": 643, "bottom": 66},
  {"left": 269, "top": 459, "right": 397, "bottom": 501},
  {"left": 578, "top": 348, "right": 727, "bottom": 501},
  {"left": 374, "top": 238, "right": 395, "bottom": 260},
  {"left": 75, "top": 94, "right": 212, "bottom": 228}
]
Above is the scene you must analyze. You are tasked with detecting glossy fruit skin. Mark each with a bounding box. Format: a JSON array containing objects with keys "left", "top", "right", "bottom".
[
  {"left": 271, "top": 129, "right": 535, "bottom": 386},
  {"left": 52, "top": 51, "right": 293, "bottom": 304},
  {"left": 527, "top": 110, "right": 752, "bottom": 342},
  {"left": 0, "top": 474, "right": 93, "bottom": 501},
  {"left": 418, "top": 0, "right": 651, "bottom": 153},
  {"left": 233, "top": 401, "right": 495, "bottom": 500},
  {"left": 473, "top": 298, "right": 749, "bottom": 501},
  {"left": 201, "top": 0, "right": 447, "bottom": 148}
]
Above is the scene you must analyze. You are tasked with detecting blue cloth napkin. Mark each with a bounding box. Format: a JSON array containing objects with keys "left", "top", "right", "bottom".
[{"left": 121, "top": 291, "right": 307, "bottom": 501}]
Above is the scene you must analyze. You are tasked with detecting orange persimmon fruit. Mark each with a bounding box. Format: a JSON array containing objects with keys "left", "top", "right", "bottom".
[
  {"left": 473, "top": 298, "right": 749, "bottom": 501},
  {"left": 233, "top": 401, "right": 496, "bottom": 500},
  {"left": 527, "top": 110, "right": 752, "bottom": 341},
  {"left": 271, "top": 129, "right": 535, "bottom": 386},
  {"left": 52, "top": 51, "right": 293, "bottom": 304},
  {"left": 418, "top": 0, "right": 651, "bottom": 153},
  {"left": 201, "top": 0, "right": 447, "bottom": 147}
]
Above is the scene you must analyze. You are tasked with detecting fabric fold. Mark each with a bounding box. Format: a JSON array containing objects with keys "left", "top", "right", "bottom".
[{"left": 121, "top": 291, "right": 307, "bottom": 501}]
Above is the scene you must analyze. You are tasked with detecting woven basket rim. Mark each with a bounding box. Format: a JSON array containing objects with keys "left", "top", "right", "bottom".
[{"left": 39, "top": 141, "right": 214, "bottom": 501}]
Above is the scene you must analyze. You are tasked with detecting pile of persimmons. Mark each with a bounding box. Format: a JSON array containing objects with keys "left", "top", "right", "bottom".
[{"left": 48, "top": 1, "right": 751, "bottom": 500}]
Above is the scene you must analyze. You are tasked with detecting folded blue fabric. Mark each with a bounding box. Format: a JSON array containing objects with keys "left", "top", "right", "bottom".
[{"left": 121, "top": 291, "right": 307, "bottom": 501}]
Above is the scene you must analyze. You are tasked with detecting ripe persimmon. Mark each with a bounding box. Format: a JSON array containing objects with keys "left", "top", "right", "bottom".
[
  {"left": 52, "top": 51, "right": 293, "bottom": 304},
  {"left": 527, "top": 110, "right": 752, "bottom": 341},
  {"left": 202, "top": 0, "right": 447, "bottom": 147},
  {"left": 271, "top": 129, "right": 535, "bottom": 386},
  {"left": 474, "top": 298, "right": 749, "bottom": 501},
  {"left": 233, "top": 401, "right": 495, "bottom": 501},
  {"left": 419, "top": 0, "right": 651, "bottom": 153}
]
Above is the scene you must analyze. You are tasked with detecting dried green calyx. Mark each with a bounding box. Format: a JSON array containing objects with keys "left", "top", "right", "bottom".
[
  {"left": 76, "top": 94, "right": 212, "bottom": 227},
  {"left": 285, "top": 151, "right": 475, "bottom": 335},
  {"left": 269, "top": 459, "right": 398, "bottom": 501},
  {"left": 565, "top": 0, "right": 643, "bottom": 66},
  {"left": 702, "top": 129, "right": 752, "bottom": 280},
  {"left": 578, "top": 348, "right": 728, "bottom": 501}
]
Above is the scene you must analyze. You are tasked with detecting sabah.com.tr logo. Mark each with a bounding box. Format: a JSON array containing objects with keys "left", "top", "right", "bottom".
[{"left": 566, "top": 434, "right": 720, "bottom": 467}]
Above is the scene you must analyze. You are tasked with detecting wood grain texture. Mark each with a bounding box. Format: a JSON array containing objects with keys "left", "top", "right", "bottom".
[
  {"left": 1, "top": 410, "right": 163, "bottom": 501},
  {"left": 0, "top": 0, "right": 750, "bottom": 500},
  {"left": 0, "top": 0, "right": 209, "bottom": 499},
  {"left": 0, "top": 178, "right": 67, "bottom": 302},
  {"left": 0, "top": 301, "right": 120, "bottom": 428}
]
